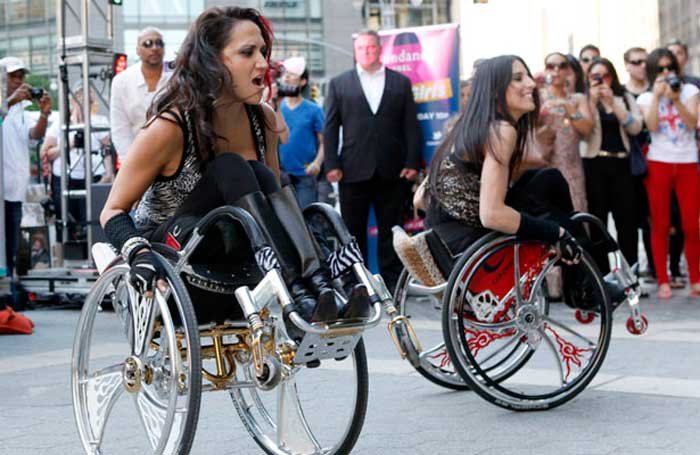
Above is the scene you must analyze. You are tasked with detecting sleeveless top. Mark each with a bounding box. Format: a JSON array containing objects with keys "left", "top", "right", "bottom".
[
  {"left": 427, "top": 153, "right": 483, "bottom": 229},
  {"left": 134, "top": 104, "right": 267, "bottom": 231}
]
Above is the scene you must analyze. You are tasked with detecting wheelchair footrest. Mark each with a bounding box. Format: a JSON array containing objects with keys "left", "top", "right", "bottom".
[{"left": 293, "top": 324, "right": 363, "bottom": 364}]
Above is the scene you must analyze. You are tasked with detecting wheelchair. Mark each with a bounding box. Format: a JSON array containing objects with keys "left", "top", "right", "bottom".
[
  {"left": 71, "top": 204, "right": 391, "bottom": 454},
  {"left": 390, "top": 213, "right": 647, "bottom": 410}
]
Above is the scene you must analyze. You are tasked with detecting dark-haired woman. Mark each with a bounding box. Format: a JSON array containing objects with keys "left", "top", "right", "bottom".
[
  {"left": 99, "top": 7, "right": 365, "bottom": 332},
  {"left": 426, "top": 55, "right": 582, "bottom": 268},
  {"left": 637, "top": 48, "right": 700, "bottom": 299},
  {"left": 580, "top": 57, "right": 642, "bottom": 274},
  {"left": 536, "top": 52, "right": 593, "bottom": 213},
  {"left": 565, "top": 54, "right": 586, "bottom": 95}
]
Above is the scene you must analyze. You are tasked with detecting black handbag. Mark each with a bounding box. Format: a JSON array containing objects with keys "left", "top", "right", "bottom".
[{"left": 629, "top": 134, "right": 648, "bottom": 177}]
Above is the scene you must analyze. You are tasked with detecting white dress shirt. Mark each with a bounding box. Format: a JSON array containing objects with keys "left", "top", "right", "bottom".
[
  {"left": 109, "top": 62, "right": 171, "bottom": 158},
  {"left": 45, "top": 115, "right": 109, "bottom": 179},
  {"left": 2, "top": 100, "right": 34, "bottom": 202},
  {"left": 356, "top": 63, "right": 386, "bottom": 114}
]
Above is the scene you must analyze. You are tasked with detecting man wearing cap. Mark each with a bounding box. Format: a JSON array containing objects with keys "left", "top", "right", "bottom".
[
  {"left": 324, "top": 30, "right": 421, "bottom": 291},
  {"left": 278, "top": 56, "right": 325, "bottom": 208},
  {"left": 1, "top": 56, "right": 52, "bottom": 302},
  {"left": 110, "top": 27, "right": 171, "bottom": 159}
]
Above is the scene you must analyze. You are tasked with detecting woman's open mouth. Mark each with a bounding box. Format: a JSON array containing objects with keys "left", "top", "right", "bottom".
[{"left": 252, "top": 75, "right": 264, "bottom": 87}]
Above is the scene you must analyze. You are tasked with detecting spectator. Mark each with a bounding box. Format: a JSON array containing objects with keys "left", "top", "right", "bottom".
[
  {"left": 565, "top": 54, "right": 586, "bottom": 95},
  {"left": 1, "top": 56, "right": 51, "bottom": 310},
  {"left": 581, "top": 57, "right": 642, "bottom": 273},
  {"left": 623, "top": 46, "right": 656, "bottom": 281},
  {"left": 110, "top": 27, "right": 171, "bottom": 159},
  {"left": 579, "top": 44, "right": 600, "bottom": 76},
  {"left": 324, "top": 29, "right": 421, "bottom": 290},
  {"left": 666, "top": 39, "right": 699, "bottom": 286},
  {"left": 637, "top": 48, "right": 700, "bottom": 299},
  {"left": 278, "top": 56, "right": 325, "bottom": 208},
  {"left": 537, "top": 52, "right": 593, "bottom": 213},
  {"left": 667, "top": 38, "right": 700, "bottom": 89},
  {"left": 40, "top": 83, "right": 112, "bottom": 241}
]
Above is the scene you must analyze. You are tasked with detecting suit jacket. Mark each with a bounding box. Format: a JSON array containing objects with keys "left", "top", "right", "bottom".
[{"left": 323, "top": 67, "right": 421, "bottom": 183}]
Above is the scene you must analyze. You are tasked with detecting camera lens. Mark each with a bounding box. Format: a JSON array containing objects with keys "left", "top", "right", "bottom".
[
  {"left": 666, "top": 75, "right": 681, "bottom": 92},
  {"left": 29, "top": 87, "right": 44, "bottom": 99}
]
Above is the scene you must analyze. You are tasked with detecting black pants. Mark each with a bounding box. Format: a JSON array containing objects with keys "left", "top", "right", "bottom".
[
  {"left": 150, "top": 153, "right": 280, "bottom": 243},
  {"left": 634, "top": 176, "right": 654, "bottom": 274},
  {"left": 339, "top": 174, "right": 407, "bottom": 289},
  {"left": 584, "top": 156, "right": 638, "bottom": 273},
  {"left": 51, "top": 175, "right": 97, "bottom": 241}
]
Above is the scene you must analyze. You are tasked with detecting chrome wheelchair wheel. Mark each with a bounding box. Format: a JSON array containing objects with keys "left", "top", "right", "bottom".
[
  {"left": 231, "top": 335, "right": 369, "bottom": 455},
  {"left": 393, "top": 269, "right": 469, "bottom": 390},
  {"left": 72, "top": 254, "right": 202, "bottom": 454},
  {"left": 443, "top": 236, "right": 612, "bottom": 411}
]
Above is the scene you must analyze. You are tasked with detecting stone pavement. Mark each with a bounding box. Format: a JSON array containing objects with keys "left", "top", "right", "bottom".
[{"left": 1, "top": 290, "right": 699, "bottom": 454}]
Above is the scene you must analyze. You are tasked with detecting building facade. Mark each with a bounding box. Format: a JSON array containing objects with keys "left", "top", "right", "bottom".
[{"left": 658, "top": 0, "right": 700, "bottom": 76}]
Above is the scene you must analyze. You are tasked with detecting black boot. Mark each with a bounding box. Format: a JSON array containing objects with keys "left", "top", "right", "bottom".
[
  {"left": 338, "top": 284, "right": 371, "bottom": 319},
  {"left": 235, "top": 192, "right": 337, "bottom": 327},
  {"left": 267, "top": 186, "right": 335, "bottom": 296},
  {"left": 268, "top": 185, "right": 370, "bottom": 320}
]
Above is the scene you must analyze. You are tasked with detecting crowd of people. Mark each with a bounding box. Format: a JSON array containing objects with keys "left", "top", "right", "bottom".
[{"left": 3, "top": 5, "right": 700, "bottom": 336}]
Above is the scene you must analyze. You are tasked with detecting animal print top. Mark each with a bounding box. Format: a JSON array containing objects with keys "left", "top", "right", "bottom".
[{"left": 134, "top": 105, "right": 267, "bottom": 232}]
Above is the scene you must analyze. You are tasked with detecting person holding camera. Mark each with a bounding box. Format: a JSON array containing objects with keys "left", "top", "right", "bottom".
[
  {"left": 637, "top": 48, "right": 700, "bottom": 299},
  {"left": 1, "top": 57, "right": 51, "bottom": 304},
  {"left": 580, "top": 57, "right": 642, "bottom": 274},
  {"left": 40, "top": 82, "right": 112, "bottom": 240},
  {"left": 277, "top": 56, "right": 324, "bottom": 208}
]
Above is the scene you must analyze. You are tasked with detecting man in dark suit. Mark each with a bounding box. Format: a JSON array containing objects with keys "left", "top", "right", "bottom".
[{"left": 324, "top": 30, "right": 421, "bottom": 290}]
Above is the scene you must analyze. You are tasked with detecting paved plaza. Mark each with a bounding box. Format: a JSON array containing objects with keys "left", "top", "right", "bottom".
[{"left": 1, "top": 289, "right": 699, "bottom": 454}]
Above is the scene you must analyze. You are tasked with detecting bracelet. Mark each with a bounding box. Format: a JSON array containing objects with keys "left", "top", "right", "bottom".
[
  {"left": 568, "top": 111, "right": 583, "bottom": 121},
  {"left": 121, "top": 236, "right": 152, "bottom": 264},
  {"left": 40, "top": 112, "right": 49, "bottom": 119}
]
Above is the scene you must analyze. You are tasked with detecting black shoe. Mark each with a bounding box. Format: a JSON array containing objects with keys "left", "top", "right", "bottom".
[
  {"left": 338, "top": 284, "right": 371, "bottom": 320},
  {"left": 603, "top": 280, "right": 627, "bottom": 305}
]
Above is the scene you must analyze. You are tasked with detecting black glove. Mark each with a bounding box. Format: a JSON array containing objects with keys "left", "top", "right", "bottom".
[
  {"left": 128, "top": 249, "right": 165, "bottom": 296},
  {"left": 556, "top": 230, "right": 583, "bottom": 264}
]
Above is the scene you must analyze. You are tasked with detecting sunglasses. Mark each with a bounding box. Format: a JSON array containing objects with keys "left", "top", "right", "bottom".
[
  {"left": 589, "top": 73, "right": 612, "bottom": 84},
  {"left": 580, "top": 57, "right": 594, "bottom": 63},
  {"left": 657, "top": 64, "right": 676, "bottom": 73},
  {"left": 141, "top": 38, "right": 164, "bottom": 49},
  {"left": 627, "top": 59, "right": 645, "bottom": 66},
  {"left": 545, "top": 62, "right": 569, "bottom": 71}
]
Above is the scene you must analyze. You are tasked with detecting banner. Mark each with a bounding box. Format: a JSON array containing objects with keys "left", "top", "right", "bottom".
[{"left": 379, "top": 23, "right": 460, "bottom": 165}]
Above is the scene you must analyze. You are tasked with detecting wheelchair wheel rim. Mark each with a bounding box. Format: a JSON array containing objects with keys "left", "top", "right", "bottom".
[
  {"left": 445, "top": 238, "right": 612, "bottom": 409},
  {"left": 230, "top": 337, "right": 367, "bottom": 455},
  {"left": 72, "top": 261, "right": 201, "bottom": 454},
  {"left": 395, "top": 269, "right": 468, "bottom": 389}
]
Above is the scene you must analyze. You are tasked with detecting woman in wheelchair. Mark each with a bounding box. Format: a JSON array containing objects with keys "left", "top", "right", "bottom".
[
  {"left": 99, "top": 7, "right": 369, "bottom": 337},
  {"left": 424, "top": 55, "right": 624, "bottom": 305}
]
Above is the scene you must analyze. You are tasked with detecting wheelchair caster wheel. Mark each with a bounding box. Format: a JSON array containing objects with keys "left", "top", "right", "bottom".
[
  {"left": 575, "top": 310, "right": 595, "bottom": 324},
  {"left": 626, "top": 314, "right": 648, "bottom": 335}
]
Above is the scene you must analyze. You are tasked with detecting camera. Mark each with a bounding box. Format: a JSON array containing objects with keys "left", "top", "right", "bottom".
[
  {"left": 73, "top": 131, "right": 85, "bottom": 149},
  {"left": 590, "top": 74, "right": 604, "bottom": 86},
  {"left": 29, "top": 87, "right": 44, "bottom": 100},
  {"left": 276, "top": 83, "right": 301, "bottom": 98},
  {"left": 666, "top": 75, "right": 682, "bottom": 92}
]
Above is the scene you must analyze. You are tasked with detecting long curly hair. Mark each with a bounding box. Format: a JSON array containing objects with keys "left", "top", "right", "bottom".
[{"left": 149, "top": 6, "right": 274, "bottom": 164}]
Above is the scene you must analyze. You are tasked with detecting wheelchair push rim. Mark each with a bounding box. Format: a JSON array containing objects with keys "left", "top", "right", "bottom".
[
  {"left": 443, "top": 237, "right": 612, "bottom": 411},
  {"left": 72, "top": 256, "right": 202, "bottom": 454},
  {"left": 231, "top": 338, "right": 368, "bottom": 455}
]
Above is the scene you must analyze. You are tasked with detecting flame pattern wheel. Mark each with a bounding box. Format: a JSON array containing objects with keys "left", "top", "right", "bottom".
[
  {"left": 442, "top": 236, "right": 612, "bottom": 411},
  {"left": 72, "top": 254, "right": 201, "bottom": 454}
]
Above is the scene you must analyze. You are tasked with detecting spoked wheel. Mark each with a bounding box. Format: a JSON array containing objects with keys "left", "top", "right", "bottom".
[
  {"left": 231, "top": 335, "right": 369, "bottom": 455},
  {"left": 443, "top": 237, "right": 612, "bottom": 411},
  {"left": 72, "top": 255, "right": 202, "bottom": 454},
  {"left": 394, "top": 269, "right": 469, "bottom": 390}
]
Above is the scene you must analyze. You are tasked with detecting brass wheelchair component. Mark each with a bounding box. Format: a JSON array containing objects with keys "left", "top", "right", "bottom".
[
  {"left": 387, "top": 315, "right": 422, "bottom": 359},
  {"left": 123, "top": 356, "right": 152, "bottom": 393}
]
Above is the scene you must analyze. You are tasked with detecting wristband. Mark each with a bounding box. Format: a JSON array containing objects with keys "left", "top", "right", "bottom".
[
  {"left": 622, "top": 112, "right": 634, "bottom": 128},
  {"left": 103, "top": 212, "right": 140, "bottom": 252},
  {"left": 516, "top": 212, "right": 560, "bottom": 244}
]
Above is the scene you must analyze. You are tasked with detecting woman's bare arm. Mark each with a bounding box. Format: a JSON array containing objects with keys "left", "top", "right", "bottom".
[{"left": 262, "top": 103, "right": 282, "bottom": 182}]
